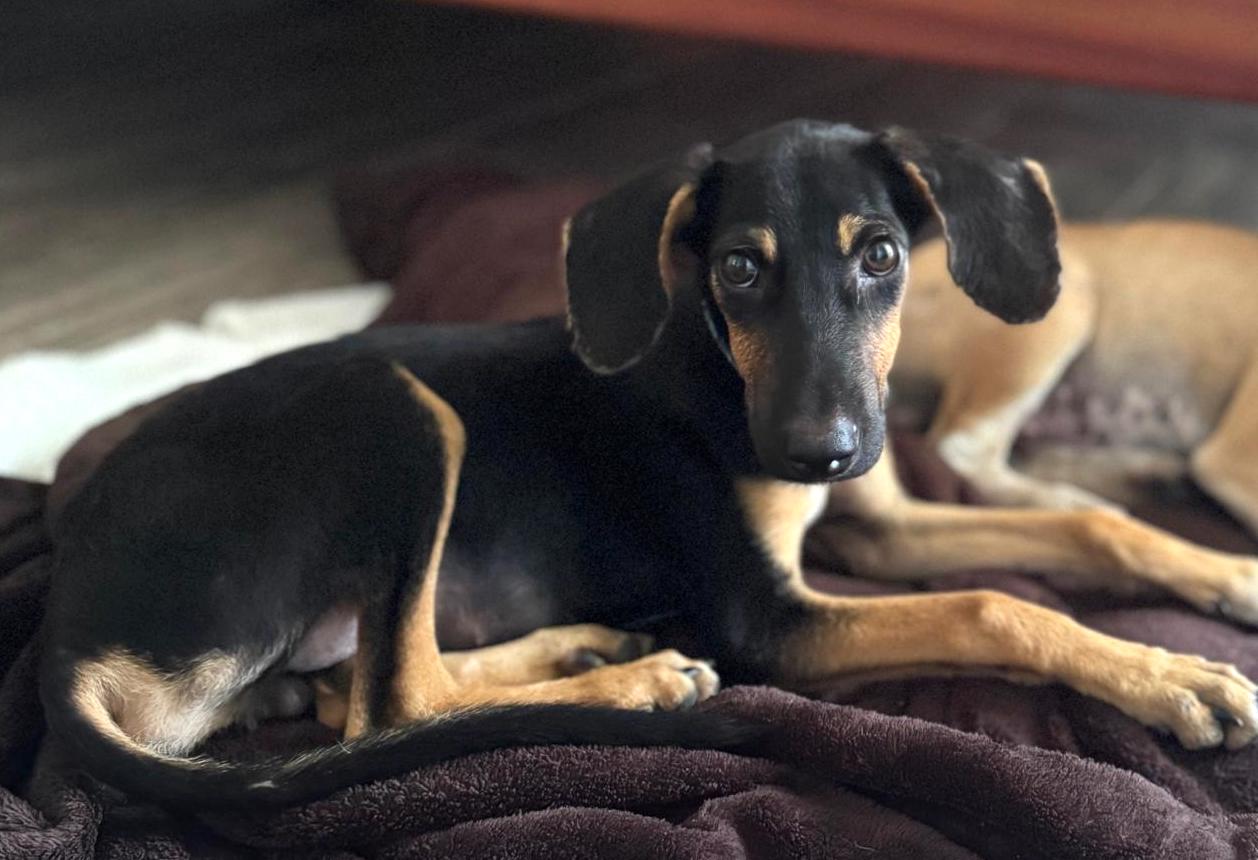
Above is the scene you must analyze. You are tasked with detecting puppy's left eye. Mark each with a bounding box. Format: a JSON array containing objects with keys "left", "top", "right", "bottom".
[
  {"left": 861, "top": 238, "right": 900, "bottom": 276},
  {"left": 718, "top": 251, "right": 760, "bottom": 288}
]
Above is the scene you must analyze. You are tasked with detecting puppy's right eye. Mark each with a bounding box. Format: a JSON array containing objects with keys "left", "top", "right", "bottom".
[{"left": 718, "top": 251, "right": 760, "bottom": 288}]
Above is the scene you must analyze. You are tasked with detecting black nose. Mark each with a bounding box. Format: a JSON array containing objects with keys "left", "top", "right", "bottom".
[{"left": 786, "top": 419, "right": 861, "bottom": 481}]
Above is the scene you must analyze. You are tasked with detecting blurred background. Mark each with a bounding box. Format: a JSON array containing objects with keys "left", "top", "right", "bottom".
[{"left": 2, "top": 0, "right": 1256, "bottom": 355}]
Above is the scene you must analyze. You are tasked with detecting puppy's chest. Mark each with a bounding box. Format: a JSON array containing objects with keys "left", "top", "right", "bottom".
[{"left": 1019, "top": 358, "right": 1209, "bottom": 452}]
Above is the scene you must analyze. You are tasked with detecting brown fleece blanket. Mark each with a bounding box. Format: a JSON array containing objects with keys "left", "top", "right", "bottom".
[{"left": 3, "top": 168, "right": 1258, "bottom": 858}]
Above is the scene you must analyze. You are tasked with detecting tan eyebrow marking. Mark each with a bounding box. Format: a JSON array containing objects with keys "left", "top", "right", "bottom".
[
  {"left": 746, "top": 227, "right": 778, "bottom": 264},
  {"left": 836, "top": 214, "right": 869, "bottom": 256}
]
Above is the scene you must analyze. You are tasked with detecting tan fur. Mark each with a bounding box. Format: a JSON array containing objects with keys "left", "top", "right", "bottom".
[
  {"left": 725, "top": 320, "right": 771, "bottom": 393},
  {"left": 385, "top": 367, "right": 466, "bottom": 726},
  {"left": 736, "top": 478, "right": 828, "bottom": 572},
  {"left": 1022, "top": 159, "right": 1059, "bottom": 220},
  {"left": 817, "top": 448, "right": 1258, "bottom": 624},
  {"left": 836, "top": 213, "right": 868, "bottom": 256},
  {"left": 72, "top": 650, "right": 248, "bottom": 756},
  {"left": 658, "top": 184, "right": 697, "bottom": 296},
  {"left": 729, "top": 460, "right": 1258, "bottom": 749},
  {"left": 746, "top": 226, "right": 778, "bottom": 264},
  {"left": 317, "top": 625, "right": 658, "bottom": 732},
  {"left": 442, "top": 624, "right": 651, "bottom": 687},
  {"left": 1192, "top": 357, "right": 1258, "bottom": 535},
  {"left": 777, "top": 585, "right": 1257, "bottom": 750},
  {"left": 777, "top": 219, "right": 1258, "bottom": 749},
  {"left": 871, "top": 305, "right": 902, "bottom": 400},
  {"left": 895, "top": 220, "right": 1258, "bottom": 518}
]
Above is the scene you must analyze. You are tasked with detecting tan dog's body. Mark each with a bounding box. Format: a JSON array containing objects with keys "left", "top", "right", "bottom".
[
  {"left": 892, "top": 220, "right": 1258, "bottom": 523},
  {"left": 813, "top": 220, "right": 1258, "bottom": 626}
]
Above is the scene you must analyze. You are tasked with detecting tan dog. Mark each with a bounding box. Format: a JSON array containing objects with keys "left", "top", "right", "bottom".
[{"left": 812, "top": 220, "right": 1258, "bottom": 625}]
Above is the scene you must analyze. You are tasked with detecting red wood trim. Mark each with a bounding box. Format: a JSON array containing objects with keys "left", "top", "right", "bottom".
[{"left": 433, "top": 0, "right": 1258, "bottom": 102}]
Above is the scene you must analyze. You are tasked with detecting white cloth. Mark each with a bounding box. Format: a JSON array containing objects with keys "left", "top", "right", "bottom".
[{"left": 0, "top": 285, "right": 391, "bottom": 483}]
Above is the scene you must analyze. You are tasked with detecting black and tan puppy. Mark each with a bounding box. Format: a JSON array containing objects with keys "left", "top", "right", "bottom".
[{"left": 40, "top": 120, "right": 1258, "bottom": 811}]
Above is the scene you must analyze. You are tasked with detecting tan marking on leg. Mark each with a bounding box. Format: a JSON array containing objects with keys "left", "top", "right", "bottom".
[
  {"left": 901, "top": 162, "right": 948, "bottom": 247},
  {"left": 386, "top": 367, "right": 465, "bottom": 725},
  {"left": 450, "top": 650, "right": 720, "bottom": 712},
  {"left": 836, "top": 213, "right": 869, "bottom": 256},
  {"left": 442, "top": 624, "right": 653, "bottom": 687},
  {"left": 778, "top": 586, "right": 1258, "bottom": 749},
  {"left": 316, "top": 627, "right": 701, "bottom": 722},
  {"left": 737, "top": 478, "right": 828, "bottom": 572}
]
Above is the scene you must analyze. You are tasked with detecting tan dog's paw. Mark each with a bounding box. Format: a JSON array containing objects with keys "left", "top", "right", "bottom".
[
  {"left": 1214, "top": 561, "right": 1258, "bottom": 627},
  {"left": 590, "top": 650, "right": 721, "bottom": 711},
  {"left": 1117, "top": 648, "right": 1258, "bottom": 749},
  {"left": 1175, "top": 560, "right": 1258, "bottom": 627}
]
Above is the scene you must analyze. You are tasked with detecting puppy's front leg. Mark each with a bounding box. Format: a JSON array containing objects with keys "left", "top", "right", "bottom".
[
  {"left": 773, "top": 587, "right": 1258, "bottom": 750},
  {"left": 731, "top": 476, "right": 1258, "bottom": 750}
]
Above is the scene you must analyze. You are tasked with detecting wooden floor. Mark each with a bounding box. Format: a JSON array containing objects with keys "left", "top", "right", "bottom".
[{"left": 3, "top": 0, "right": 1257, "bottom": 358}]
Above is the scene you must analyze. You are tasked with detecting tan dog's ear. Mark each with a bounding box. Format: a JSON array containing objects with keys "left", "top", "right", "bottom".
[
  {"left": 564, "top": 143, "right": 714, "bottom": 374},
  {"left": 877, "top": 127, "right": 1061, "bottom": 324}
]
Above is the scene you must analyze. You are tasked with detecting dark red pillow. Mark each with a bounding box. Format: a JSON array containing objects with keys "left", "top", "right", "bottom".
[{"left": 335, "top": 164, "right": 604, "bottom": 327}]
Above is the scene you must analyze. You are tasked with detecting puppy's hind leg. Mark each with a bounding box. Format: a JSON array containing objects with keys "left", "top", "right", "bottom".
[
  {"left": 359, "top": 369, "right": 719, "bottom": 737},
  {"left": 1192, "top": 353, "right": 1258, "bottom": 540},
  {"left": 442, "top": 625, "right": 658, "bottom": 687},
  {"left": 927, "top": 273, "right": 1109, "bottom": 511}
]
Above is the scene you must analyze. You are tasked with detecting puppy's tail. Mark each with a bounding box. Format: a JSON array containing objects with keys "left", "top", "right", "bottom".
[{"left": 41, "top": 659, "right": 759, "bottom": 810}]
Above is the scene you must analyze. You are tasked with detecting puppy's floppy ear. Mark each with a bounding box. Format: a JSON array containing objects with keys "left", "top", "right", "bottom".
[
  {"left": 564, "top": 143, "right": 714, "bottom": 374},
  {"left": 877, "top": 127, "right": 1061, "bottom": 324}
]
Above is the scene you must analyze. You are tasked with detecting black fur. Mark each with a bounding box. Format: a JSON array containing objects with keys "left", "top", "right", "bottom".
[{"left": 876, "top": 126, "right": 1061, "bottom": 323}]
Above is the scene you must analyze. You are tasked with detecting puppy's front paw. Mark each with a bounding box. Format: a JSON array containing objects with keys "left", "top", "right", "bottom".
[
  {"left": 594, "top": 650, "right": 721, "bottom": 711},
  {"left": 1215, "top": 561, "right": 1258, "bottom": 627},
  {"left": 1176, "top": 559, "right": 1258, "bottom": 627}
]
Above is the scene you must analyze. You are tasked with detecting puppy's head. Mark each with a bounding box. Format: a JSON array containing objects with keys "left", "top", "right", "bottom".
[{"left": 564, "top": 119, "right": 1060, "bottom": 483}]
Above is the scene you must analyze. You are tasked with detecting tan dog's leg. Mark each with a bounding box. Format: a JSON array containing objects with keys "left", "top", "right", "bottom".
[
  {"left": 777, "top": 585, "right": 1258, "bottom": 750},
  {"left": 316, "top": 625, "right": 658, "bottom": 731},
  {"left": 442, "top": 625, "right": 656, "bottom": 687},
  {"left": 1192, "top": 353, "right": 1258, "bottom": 537},
  {"left": 816, "top": 450, "right": 1258, "bottom": 623},
  {"left": 926, "top": 275, "right": 1114, "bottom": 511}
]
